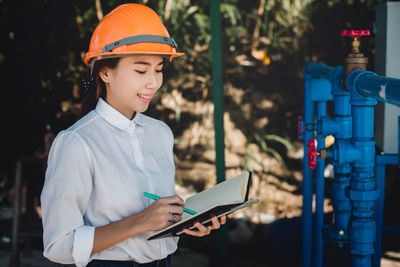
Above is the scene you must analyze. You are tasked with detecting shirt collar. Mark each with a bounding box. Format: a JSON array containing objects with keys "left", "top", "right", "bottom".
[{"left": 95, "top": 98, "right": 146, "bottom": 131}]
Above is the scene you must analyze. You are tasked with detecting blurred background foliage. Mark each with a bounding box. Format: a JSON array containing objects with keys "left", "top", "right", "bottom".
[{"left": 0, "top": 0, "right": 385, "bottom": 212}]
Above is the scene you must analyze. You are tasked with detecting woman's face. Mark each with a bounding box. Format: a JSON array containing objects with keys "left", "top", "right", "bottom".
[{"left": 99, "top": 55, "right": 164, "bottom": 119}]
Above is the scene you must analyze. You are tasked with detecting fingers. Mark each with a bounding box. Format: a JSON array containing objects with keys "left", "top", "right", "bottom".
[
  {"left": 169, "top": 205, "right": 183, "bottom": 215},
  {"left": 182, "top": 216, "right": 228, "bottom": 237},
  {"left": 182, "top": 222, "right": 210, "bottom": 237},
  {"left": 210, "top": 216, "right": 221, "bottom": 229},
  {"left": 154, "top": 196, "right": 184, "bottom": 215},
  {"left": 182, "top": 228, "right": 205, "bottom": 237},
  {"left": 163, "top": 195, "right": 184, "bottom": 206}
]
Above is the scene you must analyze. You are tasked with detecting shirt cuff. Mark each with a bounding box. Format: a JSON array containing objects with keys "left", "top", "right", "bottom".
[{"left": 72, "top": 225, "right": 95, "bottom": 266}]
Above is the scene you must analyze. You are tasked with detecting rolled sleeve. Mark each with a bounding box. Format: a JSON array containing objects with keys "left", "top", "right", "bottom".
[
  {"left": 41, "top": 130, "right": 94, "bottom": 265},
  {"left": 73, "top": 226, "right": 95, "bottom": 266}
]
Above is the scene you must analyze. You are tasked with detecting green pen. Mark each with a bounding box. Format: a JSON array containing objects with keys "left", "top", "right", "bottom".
[{"left": 143, "top": 192, "right": 197, "bottom": 215}]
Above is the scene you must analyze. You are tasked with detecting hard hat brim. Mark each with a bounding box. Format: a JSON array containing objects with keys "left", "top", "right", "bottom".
[{"left": 85, "top": 51, "right": 185, "bottom": 66}]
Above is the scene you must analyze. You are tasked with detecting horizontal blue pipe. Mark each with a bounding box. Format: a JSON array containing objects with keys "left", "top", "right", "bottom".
[
  {"left": 305, "top": 62, "right": 334, "bottom": 80},
  {"left": 346, "top": 71, "right": 400, "bottom": 107},
  {"left": 376, "top": 154, "right": 398, "bottom": 165},
  {"left": 383, "top": 227, "right": 400, "bottom": 234}
]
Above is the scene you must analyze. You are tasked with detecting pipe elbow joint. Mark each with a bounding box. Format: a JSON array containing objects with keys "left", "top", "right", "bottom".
[
  {"left": 345, "top": 70, "right": 378, "bottom": 104},
  {"left": 329, "top": 66, "right": 345, "bottom": 94}
]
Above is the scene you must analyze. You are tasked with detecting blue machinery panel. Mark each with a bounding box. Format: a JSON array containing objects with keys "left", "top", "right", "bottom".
[{"left": 301, "top": 62, "right": 400, "bottom": 267}]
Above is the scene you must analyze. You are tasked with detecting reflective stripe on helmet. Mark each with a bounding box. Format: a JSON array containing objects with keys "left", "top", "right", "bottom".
[
  {"left": 89, "top": 35, "right": 179, "bottom": 74},
  {"left": 101, "top": 35, "right": 178, "bottom": 53}
]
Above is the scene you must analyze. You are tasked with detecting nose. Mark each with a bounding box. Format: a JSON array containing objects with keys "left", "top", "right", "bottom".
[{"left": 145, "top": 72, "right": 159, "bottom": 90}]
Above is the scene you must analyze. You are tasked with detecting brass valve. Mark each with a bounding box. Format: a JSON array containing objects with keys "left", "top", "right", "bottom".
[{"left": 341, "top": 30, "right": 370, "bottom": 89}]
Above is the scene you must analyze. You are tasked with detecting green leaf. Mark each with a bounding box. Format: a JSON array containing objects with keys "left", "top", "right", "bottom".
[{"left": 264, "top": 134, "right": 295, "bottom": 151}]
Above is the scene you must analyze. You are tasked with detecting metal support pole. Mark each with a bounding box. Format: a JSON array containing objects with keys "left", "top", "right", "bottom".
[
  {"left": 302, "top": 68, "right": 315, "bottom": 267},
  {"left": 210, "top": 1, "right": 228, "bottom": 267},
  {"left": 315, "top": 101, "right": 327, "bottom": 267},
  {"left": 210, "top": 0, "right": 225, "bottom": 189}
]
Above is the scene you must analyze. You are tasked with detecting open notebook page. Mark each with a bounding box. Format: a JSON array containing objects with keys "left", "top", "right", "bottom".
[{"left": 181, "top": 171, "right": 250, "bottom": 221}]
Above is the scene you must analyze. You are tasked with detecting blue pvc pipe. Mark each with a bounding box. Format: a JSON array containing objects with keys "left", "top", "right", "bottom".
[
  {"left": 374, "top": 163, "right": 385, "bottom": 267},
  {"left": 329, "top": 67, "right": 352, "bottom": 254},
  {"left": 302, "top": 70, "right": 315, "bottom": 267},
  {"left": 347, "top": 71, "right": 400, "bottom": 107},
  {"left": 306, "top": 62, "right": 334, "bottom": 80},
  {"left": 332, "top": 165, "right": 351, "bottom": 232},
  {"left": 347, "top": 75, "right": 378, "bottom": 267},
  {"left": 374, "top": 154, "right": 398, "bottom": 267},
  {"left": 315, "top": 101, "right": 327, "bottom": 267},
  {"left": 301, "top": 65, "right": 400, "bottom": 267}
]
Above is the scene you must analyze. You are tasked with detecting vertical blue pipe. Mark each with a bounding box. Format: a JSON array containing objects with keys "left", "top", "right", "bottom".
[
  {"left": 315, "top": 101, "right": 327, "bottom": 267},
  {"left": 330, "top": 69, "right": 352, "bottom": 244},
  {"left": 374, "top": 154, "right": 398, "bottom": 267},
  {"left": 332, "top": 165, "right": 351, "bottom": 233},
  {"left": 374, "top": 158, "right": 386, "bottom": 267},
  {"left": 349, "top": 105, "right": 376, "bottom": 267},
  {"left": 325, "top": 66, "right": 353, "bottom": 266},
  {"left": 302, "top": 68, "right": 315, "bottom": 267},
  {"left": 346, "top": 73, "right": 378, "bottom": 267}
]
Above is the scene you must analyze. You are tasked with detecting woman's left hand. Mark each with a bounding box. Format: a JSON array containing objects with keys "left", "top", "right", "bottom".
[{"left": 182, "top": 215, "right": 227, "bottom": 237}]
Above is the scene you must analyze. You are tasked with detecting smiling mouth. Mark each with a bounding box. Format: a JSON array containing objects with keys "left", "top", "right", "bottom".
[{"left": 137, "top": 93, "right": 153, "bottom": 99}]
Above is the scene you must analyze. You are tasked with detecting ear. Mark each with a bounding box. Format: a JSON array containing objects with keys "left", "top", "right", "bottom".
[{"left": 98, "top": 67, "right": 111, "bottom": 83}]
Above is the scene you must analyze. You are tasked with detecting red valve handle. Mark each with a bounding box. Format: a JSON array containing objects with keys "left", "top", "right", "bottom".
[
  {"left": 341, "top": 30, "right": 370, "bottom": 39},
  {"left": 307, "top": 138, "right": 317, "bottom": 170}
]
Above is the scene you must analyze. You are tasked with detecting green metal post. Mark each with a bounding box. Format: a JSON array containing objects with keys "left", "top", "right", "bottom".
[
  {"left": 210, "top": 1, "right": 228, "bottom": 267},
  {"left": 210, "top": 0, "right": 225, "bottom": 184}
]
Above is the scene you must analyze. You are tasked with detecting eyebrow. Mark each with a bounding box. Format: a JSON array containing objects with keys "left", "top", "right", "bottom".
[{"left": 133, "top": 60, "right": 165, "bottom": 66}]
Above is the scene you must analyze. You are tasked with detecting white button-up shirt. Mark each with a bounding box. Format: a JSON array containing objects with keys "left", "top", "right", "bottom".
[{"left": 41, "top": 98, "right": 178, "bottom": 266}]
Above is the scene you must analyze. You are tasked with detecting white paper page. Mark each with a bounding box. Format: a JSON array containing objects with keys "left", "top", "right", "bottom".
[{"left": 182, "top": 172, "right": 249, "bottom": 220}]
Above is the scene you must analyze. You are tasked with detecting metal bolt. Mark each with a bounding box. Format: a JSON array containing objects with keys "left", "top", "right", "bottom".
[
  {"left": 305, "top": 124, "right": 313, "bottom": 131},
  {"left": 319, "top": 149, "right": 328, "bottom": 159}
]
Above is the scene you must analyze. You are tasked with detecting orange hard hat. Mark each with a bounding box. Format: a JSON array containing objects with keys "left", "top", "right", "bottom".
[{"left": 84, "top": 3, "right": 184, "bottom": 67}]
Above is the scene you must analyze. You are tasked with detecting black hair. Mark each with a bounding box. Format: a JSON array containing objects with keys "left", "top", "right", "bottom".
[{"left": 80, "top": 57, "right": 121, "bottom": 117}]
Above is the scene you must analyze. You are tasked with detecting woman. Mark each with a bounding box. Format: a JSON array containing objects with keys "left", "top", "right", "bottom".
[{"left": 41, "top": 4, "right": 226, "bottom": 267}]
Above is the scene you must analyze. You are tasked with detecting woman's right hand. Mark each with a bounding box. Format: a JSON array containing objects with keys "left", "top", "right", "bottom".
[
  {"left": 91, "top": 195, "right": 184, "bottom": 255},
  {"left": 139, "top": 195, "right": 184, "bottom": 232}
]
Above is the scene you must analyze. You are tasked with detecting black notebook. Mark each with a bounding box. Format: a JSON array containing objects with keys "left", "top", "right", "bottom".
[{"left": 147, "top": 171, "right": 258, "bottom": 240}]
